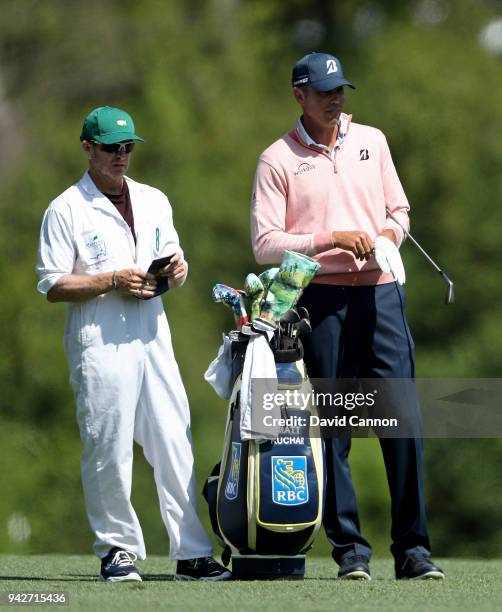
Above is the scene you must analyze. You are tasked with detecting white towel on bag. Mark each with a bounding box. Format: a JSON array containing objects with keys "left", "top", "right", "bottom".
[{"left": 239, "top": 331, "right": 281, "bottom": 441}]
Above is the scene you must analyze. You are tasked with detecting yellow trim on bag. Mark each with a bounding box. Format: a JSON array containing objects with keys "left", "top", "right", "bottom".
[{"left": 248, "top": 440, "right": 257, "bottom": 549}]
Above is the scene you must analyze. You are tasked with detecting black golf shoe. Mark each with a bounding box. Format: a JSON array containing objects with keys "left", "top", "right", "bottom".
[
  {"left": 337, "top": 555, "right": 371, "bottom": 580},
  {"left": 175, "top": 556, "right": 232, "bottom": 581},
  {"left": 396, "top": 555, "right": 445, "bottom": 580},
  {"left": 100, "top": 547, "right": 142, "bottom": 582}
]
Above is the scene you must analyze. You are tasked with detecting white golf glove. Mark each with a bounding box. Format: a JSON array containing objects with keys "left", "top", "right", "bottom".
[{"left": 374, "top": 235, "right": 406, "bottom": 285}]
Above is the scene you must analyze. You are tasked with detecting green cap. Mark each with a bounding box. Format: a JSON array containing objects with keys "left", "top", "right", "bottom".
[{"left": 80, "top": 106, "right": 145, "bottom": 144}]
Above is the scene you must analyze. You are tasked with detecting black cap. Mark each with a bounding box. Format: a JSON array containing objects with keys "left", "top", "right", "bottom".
[{"left": 292, "top": 52, "right": 355, "bottom": 91}]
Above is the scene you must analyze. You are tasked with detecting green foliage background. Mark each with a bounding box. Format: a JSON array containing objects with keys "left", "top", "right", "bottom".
[{"left": 1, "top": 0, "right": 501, "bottom": 559}]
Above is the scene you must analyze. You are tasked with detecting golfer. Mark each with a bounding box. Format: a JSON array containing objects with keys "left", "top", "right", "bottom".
[
  {"left": 251, "top": 53, "right": 444, "bottom": 580},
  {"left": 36, "top": 106, "right": 230, "bottom": 582}
]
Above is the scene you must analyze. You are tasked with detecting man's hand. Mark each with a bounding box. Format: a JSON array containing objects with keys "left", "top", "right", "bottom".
[
  {"left": 156, "top": 252, "right": 187, "bottom": 289},
  {"left": 374, "top": 235, "right": 406, "bottom": 285},
  {"left": 47, "top": 269, "right": 157, "bottom": 302},
  {"left": 114, "top": 268, "right": 158, "bottom": 299},
  {"left": 332, "top": 231, "right": 374, "bottom": 261}
]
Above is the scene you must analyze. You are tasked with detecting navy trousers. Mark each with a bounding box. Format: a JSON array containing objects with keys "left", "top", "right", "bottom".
[{"left": 297, "top": 282, "right": 431, "bottom": 564}]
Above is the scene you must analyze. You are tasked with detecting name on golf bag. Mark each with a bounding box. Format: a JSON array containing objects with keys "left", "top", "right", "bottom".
[
  {"left": 272, "top": 456, "right": 309, "bottom": 506},
  {"left": 224, "top": 442, "right": 241, "bottom": 500}
]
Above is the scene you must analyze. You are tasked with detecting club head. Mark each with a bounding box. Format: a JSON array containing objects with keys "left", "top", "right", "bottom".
[
  {"left": 295, "top": 318, "right": 312, "bottom": 336},
  {"left": 251, "top": 317, "right": 277, "bottom": 333},
  {"left": 240, "top": 323, "right": 262, "bottom": 336},
  {"left": 279, "top": 308, "right": 301, "bottom": 325},
  {"left": 297, "top": 306, "right": 309, "bottom": 320},
  {"left": 279, "top": 309, "right": 301, "bottom": 338},
  {"left": 440, "top": 272, "right": 454, "bottom": 305}
]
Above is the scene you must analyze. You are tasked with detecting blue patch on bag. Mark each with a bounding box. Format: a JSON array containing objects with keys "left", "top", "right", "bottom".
[
  {"left": 272, "top": 456, "right": 308, "bottom": 506},
  {"left": 225, "top": 442, "right": 241, "bottom": 500}
]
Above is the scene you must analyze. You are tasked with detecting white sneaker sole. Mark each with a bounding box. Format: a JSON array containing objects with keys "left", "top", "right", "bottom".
[
  {"left": 339, "top": 570, "right": 371, "bottom": 581},
  {"left": 174, "top": 571, "right": 232, "bottom": 581},
  {"left": 411, "top": 570, "right": 445, "bottom": 580},
  {"left": 100, "top": 572, "right": 142, "bottom": 582}
]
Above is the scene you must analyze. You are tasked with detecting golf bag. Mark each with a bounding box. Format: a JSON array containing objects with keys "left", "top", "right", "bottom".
[{"left": 203, "top": 330, "right": 325, "bottom": 580}]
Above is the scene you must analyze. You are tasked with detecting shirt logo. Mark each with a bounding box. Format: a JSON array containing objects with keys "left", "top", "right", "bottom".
[
  {"left": 224, "top": 442, "right": 241, "bottom": 501},
  {"left": 272, "top": 456, "right": 308, "bottom": 506},
  {"left": 85, "top": 234, "right": 107, "bottom": 260},
  {"left": 359, "top": 149, "right": 369, "bottom": 161},
  {"left": 294, "top": 162, "right": 316, "bottom": 176},
  {"left": 326, "top": 59, "right": 338, "bottom": 74}
]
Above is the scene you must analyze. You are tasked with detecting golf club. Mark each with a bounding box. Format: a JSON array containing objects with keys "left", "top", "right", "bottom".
[
  {"left": 294, "top": 318, "right": 312, "bottom": 337},
  {"left": 297, "top": 306, "right": 309, "bottom": 320},
  {"left": 280, "top": 308, "right": 301, "bottom": 338},
  {"left": 386, "top": 208, "right": 454, "bottom": 304}
]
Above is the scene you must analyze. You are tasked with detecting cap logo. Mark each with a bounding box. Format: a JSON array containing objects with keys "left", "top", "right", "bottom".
[
  {"left": 326, "top": 59, "right": 338, "bottom": 74},
  {"left": 116, "top": 119, "right": 127, "bottom": 126}
]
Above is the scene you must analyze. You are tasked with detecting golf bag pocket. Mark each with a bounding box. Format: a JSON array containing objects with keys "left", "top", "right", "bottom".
[{"left": 255, "top": 415, "right": 322, "bottom": 531}]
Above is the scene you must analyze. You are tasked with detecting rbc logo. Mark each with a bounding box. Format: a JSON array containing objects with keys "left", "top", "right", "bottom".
[
  {"left": 272, "top": 456, "right": 309, "bottom": 506},
  {"left": 225, "top": 442, "right": 241, "bottom": 500}
]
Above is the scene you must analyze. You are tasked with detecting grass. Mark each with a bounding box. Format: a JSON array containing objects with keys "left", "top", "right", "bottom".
[{"left": 0, "top": 556, "right": 500, "bottom": 611}]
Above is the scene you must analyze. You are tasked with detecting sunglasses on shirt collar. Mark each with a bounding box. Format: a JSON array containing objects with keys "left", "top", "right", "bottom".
[{"left": 91, "top": 141, "right": 135, "bottom": 154}]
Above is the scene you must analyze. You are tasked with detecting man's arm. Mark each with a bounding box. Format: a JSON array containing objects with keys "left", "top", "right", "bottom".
[
  {"left": 47, "top": 269, "right": 158, "bottom": 302},
  {"left": 328, "top": 131, "right": 407, "bottom": 257},
  {"left": 154, "top": 191, "right": 188, "bottom": 288},
  {"left": 251, "top": 160, "right": 317, "bottom": 264},
  {"left": 373, "top": 132, "right": 409, "bottom": 284},
  {"left": 37, "top": 205, "right": 158, "bottom": 302},
  {"left": 378, "top": 131, "right": 410, "bottom": 246},
  {"left": 252, "top": 159, "right": 374, "bottom": 263}
]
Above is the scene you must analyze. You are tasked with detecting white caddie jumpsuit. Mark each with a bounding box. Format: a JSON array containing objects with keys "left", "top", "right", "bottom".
[{"left": 36, "top": 170, "right": 212, "bottom": 560}]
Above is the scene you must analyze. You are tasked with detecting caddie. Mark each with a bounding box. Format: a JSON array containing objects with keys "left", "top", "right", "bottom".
[
  {"left": 251, "top": 53, "right": 444, "bottom": 581},
  {"left": 36, "top": 106, "right": 230, "bottom": 582}
]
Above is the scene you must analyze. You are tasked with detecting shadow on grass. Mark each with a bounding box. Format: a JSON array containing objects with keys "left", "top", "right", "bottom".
[
  {"left": 0, "top": 573, "right": 176, "bottom": 582},
  {"left": 0, "top": 575, "right": 97, "bottom": 582},
  {"left": 142, "top": 574, "right": 175, "bottom": 581}
]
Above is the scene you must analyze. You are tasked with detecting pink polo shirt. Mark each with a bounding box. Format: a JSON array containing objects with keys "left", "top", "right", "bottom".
[{"left": 251, "top": 114, "right": 410, "bottom": 286}]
